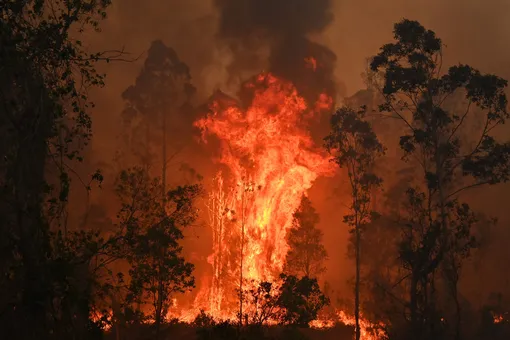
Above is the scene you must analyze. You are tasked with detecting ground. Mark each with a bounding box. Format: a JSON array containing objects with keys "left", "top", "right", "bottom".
[{"left": 103, "top": 323, "right": 355, "bottom": 340}]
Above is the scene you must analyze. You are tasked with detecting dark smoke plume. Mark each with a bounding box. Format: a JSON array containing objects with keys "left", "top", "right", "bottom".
[{"left": 214, "top": 0, "right": 337, "bottom": 105}]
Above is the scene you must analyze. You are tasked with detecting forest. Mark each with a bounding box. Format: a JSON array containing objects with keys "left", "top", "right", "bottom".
[{"left": 2, "top": 1, "right": 510, "bottom": 340}]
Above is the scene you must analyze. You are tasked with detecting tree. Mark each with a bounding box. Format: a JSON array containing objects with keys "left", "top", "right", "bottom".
[
  {"left": 277, "top": 274, "right": 330, "bottom": 327},
  {"left": 120, "top": 40, "right": 196, "bottom": 194},
  {"left": 238, "top": 178, "right": 253, "bottom": 327},
  {"left": 242, "top": 280, "right": 282, "bottom": 326},
  {"left": 370, "top": 18, "right": 510, "bottom": 338},
  {"left": 0, "top": 1, "right": 123, "bottom": 338},
  {"left": 238, "top": 274, "right": 329, "bottom": 328},
  {"left": 114, "top": 167, "right": 200, "bottom": 338},
  {"left": 324, "top": 105, "right": 384, "bottom": 340},
  {"left": 284, "top": 195, "right": 328, "bottom": 278}
]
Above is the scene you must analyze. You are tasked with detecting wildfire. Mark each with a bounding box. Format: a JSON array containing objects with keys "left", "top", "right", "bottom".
[
  {"left": 167, "top": 72, "right": 382, "bottom": 339},
  {"left": 492, "top": 312, "right": 507, "bottom": 324},
  {"left": 179, "top": 72, "right": 333, "bottom": 318},
  {"left": 315, "top": 92, "right": 334, "bottom": 112},
  {"left": 304, "top": 56, "right": 318, "bottom": 71},
  {"left": 90, "top": 310, "right": 112, "bottom": 331},
  {"left": 336, "top": 311, "right": 386, "bottom": 340},
  {"left": 309, "top": 310, "right": 385, "bottom": 340}
]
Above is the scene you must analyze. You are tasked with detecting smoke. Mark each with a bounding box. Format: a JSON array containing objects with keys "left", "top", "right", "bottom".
[
  {"left": 213, "top": 0, "right": 338, "bottom": 104},
  {"left": 77, "top": 0, "right": 510, "bottom": 304},
  {"left": 327, "top": 0, "right": 510, "bottom": 97}
]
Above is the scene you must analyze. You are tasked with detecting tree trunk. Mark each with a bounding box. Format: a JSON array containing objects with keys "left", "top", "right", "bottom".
[
  {"left": 155, "top": 278, "right": 164, "bottom": 339},
  {"left": 410, "top": 273, "right": 419, "bottom": 336},
  {"left": 145, "top": 120, "right": 151, "bottom": 172},
  {"left": 2, "top": 73, "right": 55, "bottom": 338},
  {"left": 112, "top": 294, "right": 122, "bottom": 340},
  {"left": 454, "top": 288, "right": 461, "bottom": 340},
  {"left": 447, "top": 260, "right": 461, "bottom": 340},
  {"left": 239, "top": 186, "right": 245, "bottom": 328},
  {"left": 162, "top": 112, "right": 167, "bottom": 199},
  {"left": 115, "top": 323, "right": 121, "bottom": 340},
  {"left": 355, "top": 222, "right": 361, "bottom": 340}
]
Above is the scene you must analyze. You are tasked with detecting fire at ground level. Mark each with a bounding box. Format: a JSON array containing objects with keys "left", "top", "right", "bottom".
[
  {"left": 162, "top": 72, "right": 383, "bottom": 339},
  {"left": 102, "top": 323, "right": 357, "bottom": 340},
  {"left": 93, "top": 72, "right": 386, "bottom": 339},
  {"left": 95, "top": 70, "right": 510, "bottom": 340},
  {"left": 87, "top": 62, "right": 510, "bottom": 340}
]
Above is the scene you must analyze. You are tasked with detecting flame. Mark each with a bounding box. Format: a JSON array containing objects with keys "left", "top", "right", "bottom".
[
  {"left": 168, "top": 72, "right": 382, "bottom": 339},
  {"left": 315, "top": 92, "right": 334, "bottom": 112},
  {"left": 336, "top": 310, "right": 386, "bottom": 340},
  {"left": 493, "top": 312, "right": 506, "bottom": 324},
  {"left": 90, "top": 310, "right": 112, "bottom": 331},
  {"left": 304, "top": 56, "right": 318, "bottom": 71},
  {"left": 183, "top": 72, "right": 334, "bottom": 319},
  {"left": 309, "top": 310, "right": 386, "bottom": 340}
]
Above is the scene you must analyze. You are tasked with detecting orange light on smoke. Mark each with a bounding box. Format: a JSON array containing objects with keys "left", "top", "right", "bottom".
[{"left": 304, "top": 56, "right": 318, "bottom": 71}]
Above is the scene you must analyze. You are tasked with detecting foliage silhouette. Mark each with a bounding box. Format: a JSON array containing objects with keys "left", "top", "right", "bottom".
[
  {"left": 114, "top": 167, "right": 201, "bottom": 337},
  {"left": 0, "top": 1, "right": 125, "bottom": 338},
  {"left": 120, "top": 40, "right": 196, "bottom": 193},
  {"left": 325, "top": 105, "right": 384, "bottom": 340},
  {"left": 284, "top": 195, "right": 328, "bottom": 278},
  {"left": 277, "top": 274, "right": 330, "bottom": 327},
  {"left": 370, "top": 18, "right": 510, "bottom": 339}
]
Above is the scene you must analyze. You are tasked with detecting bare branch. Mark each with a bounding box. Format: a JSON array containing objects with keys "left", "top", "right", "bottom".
[
  {"left": 446, "top": 181, "right": 490, "bottom": 200},
  {"left": 447, "top": 100, "right": 472, "bottom": 143}
]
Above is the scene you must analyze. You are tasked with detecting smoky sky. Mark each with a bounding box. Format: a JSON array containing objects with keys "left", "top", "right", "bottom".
[
  {"left": 214, "top": 0, "right": 338, "bottom": 104},
  {"left": 215, "top": 0, "right": 333, "bottom": 36},
  {"left": 83, "top": 0, "right": 510, "bottom": 296}
]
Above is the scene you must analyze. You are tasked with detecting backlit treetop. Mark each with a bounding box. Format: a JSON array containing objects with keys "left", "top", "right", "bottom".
[{"left": 284, "top": 195, "right": 328, "bottom": 279}]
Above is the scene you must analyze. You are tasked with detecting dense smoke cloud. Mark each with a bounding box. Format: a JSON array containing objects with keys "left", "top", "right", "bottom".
[{"left": 214, "top": 0, "right": 338, "bottom": 104}]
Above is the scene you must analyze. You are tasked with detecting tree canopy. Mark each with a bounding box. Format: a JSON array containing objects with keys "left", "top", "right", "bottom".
[{"left": 368, "top": 18, "right": 510, "bottom": 339}]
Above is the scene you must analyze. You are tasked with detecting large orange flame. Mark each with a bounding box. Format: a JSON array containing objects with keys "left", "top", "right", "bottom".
[
  {"left": 168, "top": 72, "right": 384, "bottom": 339},
  {"left": 177, "top": 72, "right": 334, "bottom": 318}
]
